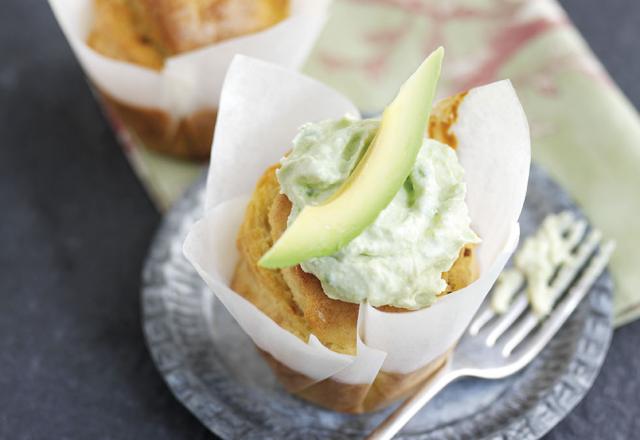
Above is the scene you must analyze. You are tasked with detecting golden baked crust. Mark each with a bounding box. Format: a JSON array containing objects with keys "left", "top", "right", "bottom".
[
  {"left": 232, "top": 165, "right": 312, "bottom": 342},
  {"left": 88, "top": 0, "right": 289, "bottom": 69},
  {"left": 270, "top": 192, "right": 360, "bottom": 355},
  {"left": 88, "top": 0, "right": 165, "bottom": 69},
  {"left": 130, "top": 0, "right": 289, "bottom": 55},
  {"left": 232, "top": 166, "right": 361, "bottom": 355}
]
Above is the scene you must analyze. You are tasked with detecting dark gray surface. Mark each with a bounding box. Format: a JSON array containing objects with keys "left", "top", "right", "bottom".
[{"left": 0, "top": 0, "right": 638, "bottom": 439}]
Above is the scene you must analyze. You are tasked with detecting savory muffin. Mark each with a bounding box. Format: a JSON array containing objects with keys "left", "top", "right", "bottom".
[
  {"left": 179, "top": 48, "right": 531, "bottom": 413},
  {"left": 87, "top": 0, "right": 289, "bottom": 159},
  {"left": 230, "top": 95, "right": 480, "bottom": 411}
]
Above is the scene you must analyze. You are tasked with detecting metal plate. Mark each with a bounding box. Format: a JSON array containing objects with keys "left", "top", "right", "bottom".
[{"left": 142, "top": 165, "right": 613, "bottom": 439}]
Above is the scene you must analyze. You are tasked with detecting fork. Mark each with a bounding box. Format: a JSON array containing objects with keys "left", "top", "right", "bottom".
[{"left": 367, "top": 230, "right": 615, "bottom": 440}]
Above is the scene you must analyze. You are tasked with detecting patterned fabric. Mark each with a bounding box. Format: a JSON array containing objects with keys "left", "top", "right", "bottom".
[{"left": 112, "top": 0, "right": 640, "bottom": 326}]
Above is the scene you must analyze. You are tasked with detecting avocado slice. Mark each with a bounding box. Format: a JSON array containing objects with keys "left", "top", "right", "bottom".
[{"left": 259, "top": 47, "right": 444, "bottom": 269}]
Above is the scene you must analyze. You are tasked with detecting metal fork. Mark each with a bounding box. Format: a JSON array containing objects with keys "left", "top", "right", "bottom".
[{"left": 367, "top": 231, "right": 615, "bottom": 440}]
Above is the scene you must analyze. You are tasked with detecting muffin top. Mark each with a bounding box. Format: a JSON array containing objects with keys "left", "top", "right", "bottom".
[
  {"left": 277, "top": 116, "right": 480, "bottom": 310},
  {"left": 88, "top": 0, "right": 289, "bottom": 69}
]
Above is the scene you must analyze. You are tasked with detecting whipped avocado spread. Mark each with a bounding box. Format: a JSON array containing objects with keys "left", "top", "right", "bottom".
[{"left": 278, "top": 117, "right": 480, "bottom": 309}]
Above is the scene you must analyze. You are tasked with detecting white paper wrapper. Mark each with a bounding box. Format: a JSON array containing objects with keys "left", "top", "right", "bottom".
[
  {"left": 185, "top": 196, "right": 355, "bottom": 382},
  {"left": 364, "top": 81, "right": 531, "bottom": 373},
  {"left": 183, "top": 56, "right": 530, "bottom": 384},
  {"left": 185, "top": 56, "right": 386, "bottom": 385},
  {"left": 48, "top": 0, "right": 330, "bottom": 118}
]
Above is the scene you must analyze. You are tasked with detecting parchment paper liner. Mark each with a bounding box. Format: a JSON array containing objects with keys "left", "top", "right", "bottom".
[
  {"left": 48, "top": 0, "right": 330, "bottom": 159},
  {"left": 183, "top": 56, "right": 530, "bottom": 412},
  {"left": 262, "top": 348, "right": 453, "bottom": 413}
]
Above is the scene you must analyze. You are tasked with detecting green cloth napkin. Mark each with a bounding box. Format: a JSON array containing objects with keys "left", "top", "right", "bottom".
[{"left": 122, "top": 0, "right": 640, "bottom": 326}]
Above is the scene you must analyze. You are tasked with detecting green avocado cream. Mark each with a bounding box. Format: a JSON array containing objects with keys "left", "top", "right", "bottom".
[{"left": 277, "top": 116, "right": 480, "bottom": 309}]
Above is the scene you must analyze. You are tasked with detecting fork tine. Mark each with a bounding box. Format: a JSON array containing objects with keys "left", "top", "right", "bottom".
[
  {"left": 501, "top": 240, "right": 615, "bottom": 358},
  {"left": 565, "top": 219, "right": 587, "bottom": 250},
  {"left": 485, "top": 293, "right": 528, "bottom": 346},
  {"left": 502, "top": 313, "right": 538, "bottom": 356},
  {"left": 471, "top": 270, "right": 525, "bottom": 336},
  {"left": 546, "top": 229, "right": 602, "bottom": 308},
  {"left": 496, "top": 228, "right": 602, "bottom": 350},
  {"left": 528, "top": 240, "right": 615, "bottom": 347},
  {"left": 468, "top": 306, "right": 495, "bottom": 335}
]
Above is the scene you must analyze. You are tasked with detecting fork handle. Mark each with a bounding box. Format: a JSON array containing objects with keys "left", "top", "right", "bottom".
[{"left": 366, "top": 360, "right": 459, "bottom": 440}]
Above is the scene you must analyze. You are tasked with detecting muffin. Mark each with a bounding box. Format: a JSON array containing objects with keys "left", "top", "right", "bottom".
[
  {"left": 87, "top": 0, "right": 289, "bottom": 159},
  {"left": 230, "top": 91, "right": 482, "bottom": 411},
  {"left": 183, "top": 55, "right": 530, "bottom": 415}
]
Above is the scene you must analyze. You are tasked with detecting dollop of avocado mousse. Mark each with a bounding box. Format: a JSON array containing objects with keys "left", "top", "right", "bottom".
[{"left": 278, "top": 117, "right": 479, "bottom": 309}]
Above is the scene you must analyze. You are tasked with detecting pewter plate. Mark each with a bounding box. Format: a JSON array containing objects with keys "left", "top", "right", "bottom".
[{"left": 142, "top": 165, "right": 613, "bottom": 440}]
